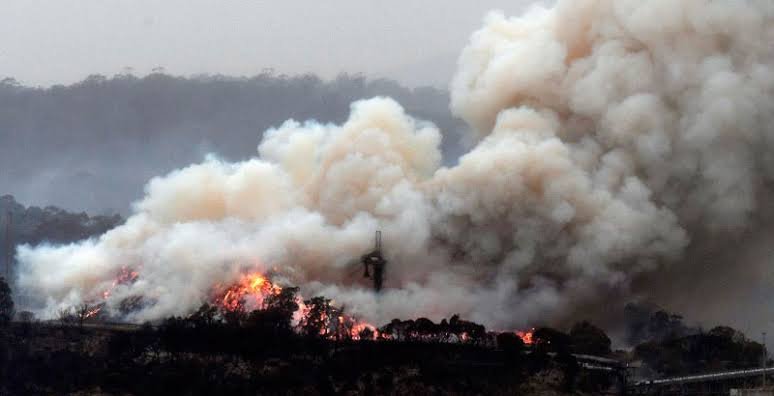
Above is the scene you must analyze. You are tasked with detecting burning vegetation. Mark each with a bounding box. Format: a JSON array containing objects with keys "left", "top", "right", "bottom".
[
  {"left": 193, "top": 271, "right": 536, "bottom": 344},
  {"left": 15, "top": 0, "right": 774, "bottom": 339},
  {"left": 517, "top": 329, "right": 534, "bottom": 345},
  {"left": 207, "top": 272, "right": 541, "bottom": 344},
  {"left": 215, "top": 272, "right": 281, "bottom": 312},
  {"left": 2, "top": 274, "right": 770, "bottom": 395},
  {"left": 3, "top": 0, "right": 773, "bottom": 393},
  {"left": 210, "top": 272, "right": 379, "bottom": 340},
  {"left": 65, "top": 267, "right": 142, "bottom": 322},
  {"left": 101, "top": 267, "right": 139, "bottom": 300},
  {"left": 73, "top": 266, "right": 535, "bottom": 347}
]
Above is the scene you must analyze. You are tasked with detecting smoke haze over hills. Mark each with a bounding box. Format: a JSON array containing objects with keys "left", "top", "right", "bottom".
[
  {"left": 9, "top": 0, "right": 774, "bottom": 339},
  {"left": 0, "top": 73, "right": 467, "bottom": 214}
]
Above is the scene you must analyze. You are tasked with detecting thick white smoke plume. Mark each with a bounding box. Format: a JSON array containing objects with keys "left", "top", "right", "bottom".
[{"left": 17, "top": 0, "right": 774, "bottom": 328}]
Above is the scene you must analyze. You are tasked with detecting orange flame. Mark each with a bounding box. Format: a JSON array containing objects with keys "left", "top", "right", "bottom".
[
  {"left": 216, "top": 272, "right": 282, "bottom": 312},
  {"left": 215, "top": 271, "right": 378, "bottom": 339},
  {"left": 102, "top": 267, "right": 139, "bottom": 300},
  {"left": 351, "top": 322, "right": 379, "bottom": 340},
  {"left": 516, "top": 328, "right": 534, "bottom": 345},
  {"left": 84, "top": 305, "right": 103, "bottom": 319}
]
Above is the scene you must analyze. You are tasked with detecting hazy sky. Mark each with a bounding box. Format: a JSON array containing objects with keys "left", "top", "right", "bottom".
[{"left": 0, "top": 0, "right": 544, "bottom": 88}]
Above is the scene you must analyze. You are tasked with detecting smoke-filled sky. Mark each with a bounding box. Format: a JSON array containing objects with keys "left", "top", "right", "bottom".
[
  {"left": 16, "top": 0, "right": 774, "bottom": 346},
  {"left": 0, "top": 0, "right": 545, "bottom": 88}
]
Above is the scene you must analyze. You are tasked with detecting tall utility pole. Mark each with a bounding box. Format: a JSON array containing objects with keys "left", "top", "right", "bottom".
[
  {"left": 763, "top": 331, "right": 768, "bottom": 388},
  {"left": 361, "top": 230, "right": 386, "bottom": 292}
]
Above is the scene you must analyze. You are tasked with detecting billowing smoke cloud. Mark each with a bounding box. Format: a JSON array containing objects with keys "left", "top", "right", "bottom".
[{"left": 17, "top": 0, "right": 774, "bottom": 329}]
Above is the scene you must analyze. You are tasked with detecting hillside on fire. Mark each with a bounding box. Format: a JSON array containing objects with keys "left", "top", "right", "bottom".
[{"left": 1, "top": 277, "right": 770, "bottom": 395}]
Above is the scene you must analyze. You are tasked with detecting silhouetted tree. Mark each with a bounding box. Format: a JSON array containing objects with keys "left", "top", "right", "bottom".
[
  {"left": 58, "top": 307, "right": 76, "bottom": 325},
  {"left": 496, "top": 332, "right": 525, "bottom": 353},
  {"left": 0, "top": 277, "right": 13, "bottom": 326},
  {"left": 222, "top": 301, "right": 247, "bottom": 327},
  {"left": 75, "top": 303, "right": 101, "bottom": 327},
  {"left": 649, "top": 310, "right": 688, "bottom": 340},
  {"left": 634, "top": 325, "right": 764, "bottom": 376},
  {"left": 533, "top": 327, "right": 571, "bottom": 353},
  {"left": 330, "top": 307, "right": 356, "bottom": 341},
  {"left": 625, "top": 303, "right": 692, "bottom": 344},
  {"left": 447, "top": 314, "right": 486, "bottom": 344},
  {"left": 380, "top": 319, "right": 422, "bottom": 341},
  {"left": 190, "top": 303, "right": 219, "bottom": 328},
  {"left": 569, "top": 321, "right": 611, "bottom": 356},
  {"left": 438, "top": 318, "right": 452, "bottom": 342},
  {"left": 412, "top": 317, "right": 438, "bottom": 341},
  {"left": 533, "top": 326, "right": 578, "bottom": 390},
  {"left": 300, "top": 296, "right": 333, "bottom": 338},
  {"left": 16, "top": 310, "right": 34, "bottom": 322},
  {"left": 358, "top": 327, "right": 375, "bottom": 341},
  {"left": 262, "top": 286, "right": 299, "bottom": 332}
]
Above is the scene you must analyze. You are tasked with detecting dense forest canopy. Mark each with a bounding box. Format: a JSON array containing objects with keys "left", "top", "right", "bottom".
[{"left": 0, "top": 73, "right": 466, "bottom": 214}]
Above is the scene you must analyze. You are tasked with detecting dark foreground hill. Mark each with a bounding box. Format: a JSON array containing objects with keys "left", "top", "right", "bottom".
[
  {"left": 0, "top": 299, "right": 766, "bottom": 395},
  {"left": 0, "top": 321, "right": 603, "bottom": 396}
]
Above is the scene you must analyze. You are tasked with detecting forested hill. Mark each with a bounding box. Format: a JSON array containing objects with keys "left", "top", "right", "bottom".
[
  {"left": 0, "top": 195, "right": 122, "bottom": 261},
  {"left": 0, "top": 73, "right": 466, "bottom": 214}
]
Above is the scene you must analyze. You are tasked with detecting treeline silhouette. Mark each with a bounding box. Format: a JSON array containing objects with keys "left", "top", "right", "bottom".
[
  {"left": 0, "top": 72, "right": 466, "bottom": 214},
  {"left": 0, "top": 195, "right": 123, "bottom": 276},
  {"left": 0, "top": 272, "right": 618, "bottom": 395},
  {"left": 624, "top": 303, "right": 766, "bottom": 376},
  {"left": 1, "top": 275, "right": 767, "bottom": 395}
]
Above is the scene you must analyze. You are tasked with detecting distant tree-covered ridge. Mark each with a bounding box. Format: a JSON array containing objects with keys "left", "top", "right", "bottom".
[
  {"left": 0, "top": 195, "right": 122, "bottom": 274},
  {"left": 0, "top": 73, "right": 466, "bottom": 214}
]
